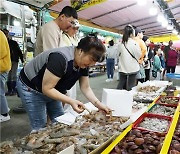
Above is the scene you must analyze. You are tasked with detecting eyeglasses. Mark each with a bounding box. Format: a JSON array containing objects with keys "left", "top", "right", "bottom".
[{"left": 88, "top": 34, "right": 98, "bottom": 39}]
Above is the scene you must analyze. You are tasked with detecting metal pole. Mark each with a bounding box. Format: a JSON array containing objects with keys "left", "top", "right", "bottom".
[
  {"left": 7, "top": 14, "right": 10, "bottom": 29},
  {"left": 20, "top": 5, "right": 26, "bottom": 55}
]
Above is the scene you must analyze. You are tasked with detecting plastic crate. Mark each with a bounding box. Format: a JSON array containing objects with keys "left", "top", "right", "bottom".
[
  {"left": 166, "top": 73, "right": 180, "bottom": 86},
  {"left": 133, "top": 113, "right": 172, "bottom": 134},
  {"left": 155, "top": 96, "right": 180, "bottom": 106}
]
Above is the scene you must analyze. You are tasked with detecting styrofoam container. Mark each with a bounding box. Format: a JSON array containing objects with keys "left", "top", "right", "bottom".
[{"left": 102, "top": 89, "right": 133, "bottom": 117}]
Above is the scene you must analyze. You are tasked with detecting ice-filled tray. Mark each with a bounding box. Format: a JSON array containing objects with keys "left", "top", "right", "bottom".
[
  {"left": 148, "top": 104, "right": 176, "bottom": 117},
  {"left": 155, "top": 96, "right": 180, "bottom": 106},
  {"left": 133, "top": 113, "right": 172, "bottom": 134}
]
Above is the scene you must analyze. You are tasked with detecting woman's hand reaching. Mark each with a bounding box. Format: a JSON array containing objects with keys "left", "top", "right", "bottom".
[
  {"left": 96, "top": 102, "right": 112, "bottom": 114},
  {"left": 70, "top": 100, "right": 85, "bottom": 113}
]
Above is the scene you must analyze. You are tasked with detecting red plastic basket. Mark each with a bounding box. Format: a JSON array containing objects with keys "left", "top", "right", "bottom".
[{"left": 133, "top": 113, "right": 172, "bottom": 134}]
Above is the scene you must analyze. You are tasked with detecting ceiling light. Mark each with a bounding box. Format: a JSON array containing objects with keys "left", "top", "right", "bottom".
[
  {"left": 172, "top": 29, "right": 178, "bottom": 35},
  {"left": 137, "top": 0, "right": 147, "bottom": 6},
  {"left": 149, "top": 7, "right": 158, "bottom": 16},
  {"left": 79, "top": 31, "right": 84, "bottom": 37},
  {"left": 161, "top": 20, "right": 168, "bottom": 27},
  {"left": 167, "top": 25, "right": 173, "bottom": 30},
  {"left": 157, "top": 14, "right": 165, "bottom": 23}
]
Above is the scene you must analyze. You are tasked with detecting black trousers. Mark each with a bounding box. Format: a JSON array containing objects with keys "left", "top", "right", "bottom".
[
  {"left": 117, "top": 73, "right": 137, "bottom": 91},
  {"left": 167, "top": 66, "right": 176, "bottom": 73}
]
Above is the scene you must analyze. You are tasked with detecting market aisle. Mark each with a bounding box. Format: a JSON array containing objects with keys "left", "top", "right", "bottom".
[{"left": 1, "top": 65, "right": 180, "bottom": 142}]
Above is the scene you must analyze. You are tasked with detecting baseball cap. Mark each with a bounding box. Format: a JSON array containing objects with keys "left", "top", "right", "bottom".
[
  {"left": 135, "top": 27, "right": 145, "bottom": 36},
  {"left": 72, "top": 19, "right": 80, "bottom": 28}
]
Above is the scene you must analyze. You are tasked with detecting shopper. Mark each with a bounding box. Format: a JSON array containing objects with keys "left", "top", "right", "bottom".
[
  {"left": 106, "top": 40, "right": 117, "bottom": 82},
  {"left": 34, "top": 6, "right": 78, "bottom": 56},
  {"left": 152, "top": 48, "right": 162, "bottom": 80},
  {"left": 117, "top": 25, "right": 141, "bottom": 91},
  {"left": 134, "top": 27, "right": 147, "bottom": 83},
  {"left": 162, "top": 40, "right": 173, "bottom": 79},
  {"left": 17, "top": 35, "right": 111, "bottom": 131},
  {"left": 142, "top": 36, "right": 153, "bottom": 81},
  {"left": 3, "top": 29, "right": 24, "bottom": 96},
  {"left": 60, "top": 19, "right": 80, "bottom": 47},
  {"left": 60, "top": 19, "right": 80, "bottom": 110},
  {"left": 166, "top": 47, "right": 178, "bottom": 73},
  {"left": 14, "top": 6, "right": 78, "bottom": 113},
  {"left": 0, "top": 30, "right": 11, "bottom": 122}
]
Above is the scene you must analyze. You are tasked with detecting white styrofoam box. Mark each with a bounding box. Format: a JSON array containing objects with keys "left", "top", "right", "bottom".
[{"left": 102, "top": 89, "right": 133, "bottom": 117}]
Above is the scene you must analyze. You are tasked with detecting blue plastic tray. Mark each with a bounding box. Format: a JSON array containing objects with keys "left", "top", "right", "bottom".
[{"left": 166, "top": 73, "right": 180, "bottom": 79}]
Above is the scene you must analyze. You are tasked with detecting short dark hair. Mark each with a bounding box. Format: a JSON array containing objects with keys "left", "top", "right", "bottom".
[
  {"left": 109, "top": 40, "right": 114, "bottom": 46},
  {"left": 77, "top": 34, "right": 105, "bottom": 62},
  {"left": 59, "top": 6, "right": 78, "bottom": 19},
  {"left": 122, "top": 25, "right": 134, "bottom": 44}
]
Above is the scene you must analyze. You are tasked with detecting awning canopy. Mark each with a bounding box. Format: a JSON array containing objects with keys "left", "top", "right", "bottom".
[
  {"left": 5, "top": 0, "right": 180, "bottom": 37},
  {"left": 50, "top": 0, "right": 180, "bottom": 37}
]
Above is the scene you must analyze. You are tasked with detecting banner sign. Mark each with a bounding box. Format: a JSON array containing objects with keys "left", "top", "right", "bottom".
[{"left": 71, "top": 0, "right": 107, "bottom": 11}]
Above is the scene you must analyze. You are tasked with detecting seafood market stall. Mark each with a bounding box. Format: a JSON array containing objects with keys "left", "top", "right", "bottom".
[
  {"left": 1, "top": 81, "right": 180, "bottom": 154},
  {"left": 102, "top": 89, "right": 180, "bottom": 154}
]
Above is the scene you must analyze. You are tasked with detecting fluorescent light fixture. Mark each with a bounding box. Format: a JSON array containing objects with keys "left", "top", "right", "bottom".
[
  {"left": 149, "top": 7, "right": 158, "bottom": 16},
  {"left": 137, "top": 0, "right": 147, "bottom": 6}
]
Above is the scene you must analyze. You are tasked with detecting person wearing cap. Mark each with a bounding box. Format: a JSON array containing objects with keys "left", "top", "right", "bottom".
[
  {"left": 134, "top": 27, "right": 147, "bottom": 83},
  {"left": 142, "top": 36, "right": 153, "bottom": 81},
  {"left": 59, "top": 19, "right": 80, "bottom": 106},
  {"left": 34, "top": 6, "right": 78, "bottom": 56},
  {"left": 60, "top": 19, "right": 80, "bottom": 47},
  {"left": 16, "top": 35, "right": 111, "bottom": 131}
]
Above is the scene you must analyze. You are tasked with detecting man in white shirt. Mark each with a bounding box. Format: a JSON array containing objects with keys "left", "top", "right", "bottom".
[
  {"left": 34, "top": 6, "right": 78, "bottom": 56},
  {"left": 13, "top": 6, "right": 78, "bottom": 113}
]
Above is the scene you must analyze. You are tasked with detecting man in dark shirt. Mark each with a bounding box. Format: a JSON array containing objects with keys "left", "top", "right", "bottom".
[
  {"left": 162, "top": 40, "right": 173, "bottom": 79},
  {"left": 3, "top": 29, "right": 24, "bottom": 96}
]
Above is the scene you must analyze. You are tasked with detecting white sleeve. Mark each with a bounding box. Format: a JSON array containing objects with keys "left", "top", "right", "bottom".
[{"left": 42, "top": 25, "right": 61, "bottom": 51}]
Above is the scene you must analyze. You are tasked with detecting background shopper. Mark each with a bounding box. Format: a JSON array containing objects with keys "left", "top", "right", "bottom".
[
  {"left": 106, "top": 40, "right": 117, "bottom": 82},
  {"left": 142, "top": 36, "right": 153, "bottom": 81},
  {"left": 117, "top": 25, "right": 141, "bottom": 91},
  {"left": 134, "top": 27, "right": 147, "bottom": 83},
  {"left": 3, "top": 29, "right": 24, "bottom": 96},
  {"left": 0, "top": 30, "right": 11, "bottom": 122}
]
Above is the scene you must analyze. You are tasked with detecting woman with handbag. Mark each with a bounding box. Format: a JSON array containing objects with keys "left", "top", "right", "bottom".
[{"left": 117, "top": 25, "right": 141, "bottom": 91}]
